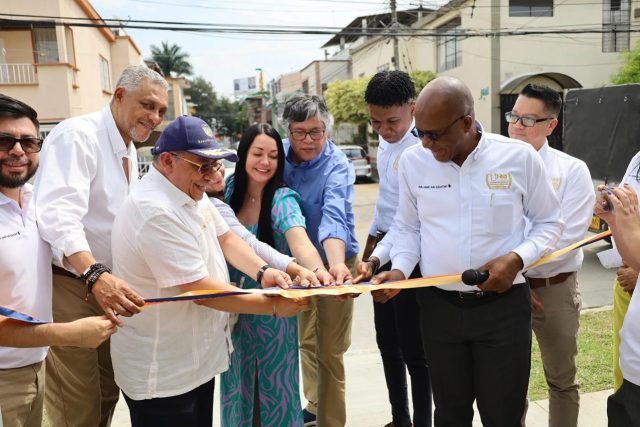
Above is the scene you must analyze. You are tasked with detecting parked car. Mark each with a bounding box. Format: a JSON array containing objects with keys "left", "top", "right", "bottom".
[{"left": 339, "top": 145, "right": 372, "bottom": 182}]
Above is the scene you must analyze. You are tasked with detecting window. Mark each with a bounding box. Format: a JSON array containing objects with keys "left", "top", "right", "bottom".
[
  {"left": 603, "top": 0, "right": 630, "bottom": 52},
  {"left": 33, "top": 27, "right": 59, "bottom": 63},
  {"left": 99, "top": 56, "right": 111, "bottom": 92},
  {"left": 509, "top": 0, "right": 553, "bottom": 17},
  {"left": 437, "top": 18, "right": 462, "bottom": 72}
]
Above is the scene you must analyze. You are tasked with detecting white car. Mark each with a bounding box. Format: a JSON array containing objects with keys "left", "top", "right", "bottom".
[{"left": 339, "top": 145, "right": 372, "bottom": 182}]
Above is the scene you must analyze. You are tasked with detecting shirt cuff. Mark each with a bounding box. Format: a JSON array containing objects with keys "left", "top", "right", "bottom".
[
  {"left": 392, "top": 256, "right": 418, "bottom": 280},
  {"left": 52, "top": 235, "right": 92, "bottom": 274},
  {"left": 371, "top": 245, "right": 390, "bottom": 267},
  {"left": 318, "top": 224, "right": 349, "bottom": 246}
]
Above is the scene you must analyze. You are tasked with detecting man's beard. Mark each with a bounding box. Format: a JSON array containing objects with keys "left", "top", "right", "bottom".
[{"left": 0, "top": 157, "right": 38, "bottom": 188}]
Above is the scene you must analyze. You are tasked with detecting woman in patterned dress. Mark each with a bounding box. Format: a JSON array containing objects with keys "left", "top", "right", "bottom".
[{"left": 221, "top": 123, "right": 333, "bottom": 427}]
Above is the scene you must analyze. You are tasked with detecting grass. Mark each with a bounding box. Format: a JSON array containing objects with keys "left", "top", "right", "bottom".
[{"left": 528, "top": 308, "right": 613, "bottom": 400}]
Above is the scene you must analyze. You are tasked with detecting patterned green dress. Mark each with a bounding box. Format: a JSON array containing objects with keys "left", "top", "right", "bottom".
[{"left": 221, "top": 184, "right": 305, "bottom": 427}]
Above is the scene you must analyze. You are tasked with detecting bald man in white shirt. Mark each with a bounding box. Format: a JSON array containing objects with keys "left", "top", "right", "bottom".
[
  {"left": 34, "top": 65, "right": 169, "bottom": 427},
  {"left": 373, "top": 77, "right": 564, "bottom": 426},
  {"left": 507, "top": 83, "right": 594, "bottom": 427}
]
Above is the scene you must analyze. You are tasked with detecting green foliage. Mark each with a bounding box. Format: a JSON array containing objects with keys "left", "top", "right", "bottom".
[
  {"left": 150, "top": 41, "right": 193, "bottom": 77},
  {"left": 324, "top": 70, "right": 437, "bottom": 125},
  {"left": 611, "top": 41, "right": 640, "bottom": 84},
  {"left": 410, "top": 70, "right": 437, "bottom": 93},
  {"left": 185, "top": 76, "right": 245, "bottom": 137},
  {"left": 324, "top": 77, "right": 371, "bottom": 124}
]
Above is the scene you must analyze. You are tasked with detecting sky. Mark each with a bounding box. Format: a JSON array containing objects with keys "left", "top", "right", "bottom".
[{"left": 91, "top": 0, "right": 444, "bottom": 99}]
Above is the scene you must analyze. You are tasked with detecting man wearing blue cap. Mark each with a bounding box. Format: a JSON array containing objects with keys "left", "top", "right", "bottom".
[{"left": 110, "top": 115, "right": 309, "bottom": 427}]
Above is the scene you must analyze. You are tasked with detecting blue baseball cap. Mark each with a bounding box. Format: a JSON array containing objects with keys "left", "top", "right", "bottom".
[{"left": 151, "top": 116, "right": 238, "bottom": 162}]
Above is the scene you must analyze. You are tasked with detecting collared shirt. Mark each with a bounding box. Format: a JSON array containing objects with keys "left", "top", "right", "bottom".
[
  {"left": 210, "top": 197, "right": 294, "bottom": 272},
  {"left": 111, "top": 167, "right": 231, "bottom": 400},
  {"left": 370, "top": 121, "right": 419, "bottom": 265},
  {"left": 0, "top": 184, "right": 52, "bottom": 369},
  {"left": 34, "top": 106, "right": 137, "bottom": 272},
  {"left": 282, "top": 138, "right": 359, "bottom": 263},
  {"left": 390, "top": 122, "right": 564, "bottom": 291},
  {"left": 526, "top": 141, "right": 594, "bottom": 278}
]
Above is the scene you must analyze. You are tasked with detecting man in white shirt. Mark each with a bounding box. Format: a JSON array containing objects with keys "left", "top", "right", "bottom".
[
  {"left": 34, "top": 65, "right": 169, "bottom": 427},
  {"left": 373, "top": 77, "right": 564, "bottom": 426},
  {"left": 111, "top": 115, "right": 307, "bottom": 426},
  {"left": 355, "top": 70, "right": 431, "bottom": 427},
  {"left": 0, "top": 94, "right": 116, "bottom": 427},
  {"left": 507, "top": 83, "right": 594, "bottom": 427}
]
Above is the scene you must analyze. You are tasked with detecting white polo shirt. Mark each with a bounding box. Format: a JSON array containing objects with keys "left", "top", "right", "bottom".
[
  {"left": 390, "top": 123, "right": 564, "bottom": 291},
  {"left": 111, "top": 167, "right": 231, "bottom": 400},
  {"left": 0, "top": 184, "right": 52, "bottom": 369},
  {"left": 34, "top": 106, "right": 137, "bottom": 272}
]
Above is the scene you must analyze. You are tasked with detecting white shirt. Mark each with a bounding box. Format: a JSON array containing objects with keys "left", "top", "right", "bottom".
[
  {"left": 616, "top": 152, "right": 640, "bottom": 385},
  {"left": 111, "top": 167, "right": 232, "bottom": 400},
  {"left": 210, "top": 197, "right": 294, "bottom": 272},
  {"left": 370, "top": 122, "right": 420, "bottom": 265},
  {"left": 390, "top": 123, "right": 564, "bottom": 291},
  {"left": 0, "top": 184, "right": 52, "bottom": 369},
  {"left": 525, "top": 142, "right": 595, "bottom": 278},
  {"left": 34, "top": 106, "right": 137, "bottom": 272}
]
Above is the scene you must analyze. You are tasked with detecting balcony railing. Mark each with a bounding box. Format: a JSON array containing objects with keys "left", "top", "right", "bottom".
[{"left": 0, "top": 63, "right": 38, "bottom": 85}]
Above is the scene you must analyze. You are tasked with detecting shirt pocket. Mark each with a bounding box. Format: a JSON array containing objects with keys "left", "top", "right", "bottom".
[{"left": 482, "top": 192, "right": 522, "bottom": 236}]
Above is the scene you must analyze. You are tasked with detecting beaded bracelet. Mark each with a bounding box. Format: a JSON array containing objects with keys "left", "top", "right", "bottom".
[{"left": 80, "top": 262, "right": 111, "bottom": 299}]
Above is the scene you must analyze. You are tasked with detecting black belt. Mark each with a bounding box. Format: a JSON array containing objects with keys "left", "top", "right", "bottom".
[
  {"left": 52, "top": 264, "right": 79, "bottom": 280},
  {"left": 432, "top": 286, "right": 499, "bottom": 301},
  {"left": 376, "top": 230, "right": 387, "bottom": 243}
]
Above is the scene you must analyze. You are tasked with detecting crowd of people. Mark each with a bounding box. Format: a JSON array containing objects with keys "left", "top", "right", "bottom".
[{"left": 0, "top": 64, "right": 637, "bottom": 427}]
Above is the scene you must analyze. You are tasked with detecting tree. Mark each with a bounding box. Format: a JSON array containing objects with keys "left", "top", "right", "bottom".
[
  {"left": 185, "top": 76, "right": 218, "bottom": 126},
  {"left": 150, "top": 41, "right": 193, "bottom": 77},
  {"left": 185, "top": 76, "right": 246, "bottom": 137},
  {"left": 410, "top": 70, "right": 437, "bottom": 93},
  {"left": 611, "top": 41, "right": 640, "bottom": 84}
]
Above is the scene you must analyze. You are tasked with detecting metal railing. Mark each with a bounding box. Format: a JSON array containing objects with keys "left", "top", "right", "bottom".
[{"left": 0, "top": 63, "right": 38, "bottom": 85}]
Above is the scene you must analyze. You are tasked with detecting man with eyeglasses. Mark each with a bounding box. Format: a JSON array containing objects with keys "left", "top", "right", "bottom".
[
  {"left": 33, "top": 65, "right": 169, "bottom": 427},
  {"left": 372, "top": 77, "right": 564, "bottom": 426},
  {"left": 0, "top": 94, "right": 117, "bottom": 427},
  {"left": 281, "top": 95, "right": 358, "bottom": 427},
  {"left": 109, "top": 115, "right": 307, "bottom": 426},
  {"left": 354, "top": 70, "right": 431, "bottom": 427},
  {"left": 508, "top": 83, "right": 594, "bottom": 427}
]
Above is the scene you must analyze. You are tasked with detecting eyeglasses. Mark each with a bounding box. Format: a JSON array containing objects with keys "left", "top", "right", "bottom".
[
  {"left": 0, "top": 134, "right": 43, "bottom": 153},
  {"left": 411, "top": 114, "right": 468, "bottom": 142},
  {"left": 289, "top": 128, "right": 325, "bottom": 141},
  {"left": 505, "top": 112, "right": 553, "bottom": 127},
  {"left": 171, "top": 153, "right": 222, "bottom": 175}
]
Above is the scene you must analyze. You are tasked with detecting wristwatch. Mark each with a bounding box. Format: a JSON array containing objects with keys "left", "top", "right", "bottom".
[{"left": 256, "top": 264, "right": 271, "bottom": 286}]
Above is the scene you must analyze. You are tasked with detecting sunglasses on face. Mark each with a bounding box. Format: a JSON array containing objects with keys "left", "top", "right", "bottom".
[
  {"left": 171, "top": 153, "right": 222, "bottom": 174},
  {"left": 0, "top": 134, "right": 43, "bottom": 153},
  {"left": 411, "top": 114, "right": 468, "bottom": 142}
]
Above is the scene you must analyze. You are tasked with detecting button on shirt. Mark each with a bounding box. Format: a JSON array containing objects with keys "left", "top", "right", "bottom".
[
  {"left": 111, "top": 167, "right": 232, "bottom": 400},
  {"left": 370, "top": 121, "right": 420, "bottom": 265},
  {"left": 525, "top": 141, "right": 595, "bottom": 278},
  {"left": 34, "top": 106, "right": 137, "bottom": 272},
  {"left": 0, "top": 184, "right": 53, "bottom": 369},
  {"left": 282, "top": 139, "right": 359, "bottom": 263},
  {"left": 390, "top": 123, "right": 564, "bottom": 291}
]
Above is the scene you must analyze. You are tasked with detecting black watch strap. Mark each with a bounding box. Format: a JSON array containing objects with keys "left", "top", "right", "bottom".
[{"left": 256, "top": 264, "right": 271, "bottom": 285}]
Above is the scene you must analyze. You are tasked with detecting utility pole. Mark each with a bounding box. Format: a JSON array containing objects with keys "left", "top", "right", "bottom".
[{"left": 390, "top": 0, "right": 400, "bottom": 70}]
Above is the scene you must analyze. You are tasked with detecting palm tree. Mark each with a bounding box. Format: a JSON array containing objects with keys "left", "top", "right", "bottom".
[{"left": 150, "top": 42, "right": 193, "bottom": 77}]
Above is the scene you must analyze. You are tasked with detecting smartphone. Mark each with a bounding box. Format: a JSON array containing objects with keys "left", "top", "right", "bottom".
[{"left": 601, "top": 186, "right": 615, "bottom": 212}]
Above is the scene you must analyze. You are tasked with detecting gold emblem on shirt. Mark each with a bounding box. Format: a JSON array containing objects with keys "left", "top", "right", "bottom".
[
  {"left": 551, "top": 176, "right": 561, "bottom": 191},
  {"left": 485, "top": 173, "right": 512, "bottom": 190}
]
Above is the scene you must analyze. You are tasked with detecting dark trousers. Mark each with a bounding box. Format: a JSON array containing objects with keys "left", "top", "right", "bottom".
[
  {"left": 123, "top": 377, "right": 215, "bottom": 427},
  {"left": 374, "top": 262, "right": 432, "bottom": 427},
  {"left": 608, "top": 379, "right": 640, "bottom": 427},
  {"left": 418, "top": 284, "right": 531, "bottom": 427}
]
